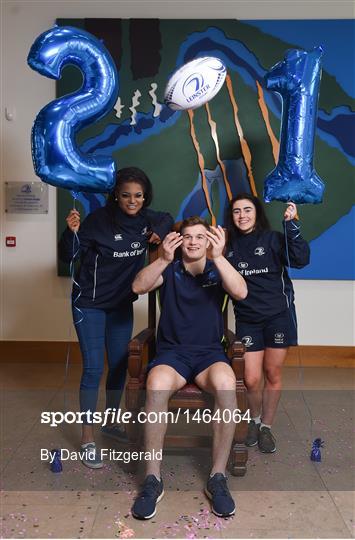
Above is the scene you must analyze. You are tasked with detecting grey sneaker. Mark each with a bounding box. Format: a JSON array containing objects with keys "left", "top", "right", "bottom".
[
  {"left": 245, "top": 420, "right": 260, "bottom": 447},
  {"left": 258, "top": 426, "right": 276, "bottom": 453},
  {"left": 81, "top": 443, "right": 103, "bottom": 469}
]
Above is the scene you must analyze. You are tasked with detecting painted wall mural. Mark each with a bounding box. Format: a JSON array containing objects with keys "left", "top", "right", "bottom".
[{"left": 56, "top": 19, "right": 354, "bottom": 279}]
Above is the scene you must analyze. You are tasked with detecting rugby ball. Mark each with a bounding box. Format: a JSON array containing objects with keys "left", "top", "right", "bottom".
[{"left": 164, "top": 56, "right": 227, "bottom": 111}]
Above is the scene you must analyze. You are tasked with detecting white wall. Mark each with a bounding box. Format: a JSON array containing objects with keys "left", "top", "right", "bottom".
[{"left": 1, "top": 0, "right": 354, "bottom": 346}]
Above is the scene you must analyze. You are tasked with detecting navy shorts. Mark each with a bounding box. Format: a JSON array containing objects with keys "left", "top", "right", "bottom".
[
  {"left": 147, "top": 345, "right": 230, "bottom": 383},
  {"left": 236, "top": 309, "right": 298, "bottom": 352}
]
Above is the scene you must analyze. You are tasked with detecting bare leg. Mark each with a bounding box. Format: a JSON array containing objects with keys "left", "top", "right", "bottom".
[
  {"left": 195, "top": 362, "right": 237, "bottom": 475},
  {"left": 244, "top": 351, "right": 265, "bottom": 417},
  {"left": 81, "top": 425, "right": 95, "bottom": 445},
  {"left": 262, "top": 347, "right": 288, "bottom": 425},
  {"left": 144, "top": 365, "right": 186, "bottom": 478}
]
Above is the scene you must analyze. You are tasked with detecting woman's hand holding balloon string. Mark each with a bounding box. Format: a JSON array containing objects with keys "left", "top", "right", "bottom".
[
  {"left": 66, "top": 209, "right": 81, "bottom": 233},
  {"left": 284, "top": 202, "right": 298, "bottom": 222}
]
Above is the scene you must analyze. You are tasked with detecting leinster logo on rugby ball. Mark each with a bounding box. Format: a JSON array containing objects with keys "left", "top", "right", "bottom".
[
  {"left": 182, "top": 73, "right": 205, "bottom": 101},
  {"left": 164, "top": 56, "right": 227, "bottom": 111}
]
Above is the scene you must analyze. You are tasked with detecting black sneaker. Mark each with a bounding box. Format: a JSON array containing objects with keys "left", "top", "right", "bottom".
[
  {"left": 205, "top": 473, "right": 236, "bottom": 517},
  {"left": 258, "top": 426, "right": 276, "bottom": 453},
  {"left": 131, "top": 475, "right": 164, "bottom": 519},
  {"left": 245, "top": 420, "right": 260, "bottom": 447}
]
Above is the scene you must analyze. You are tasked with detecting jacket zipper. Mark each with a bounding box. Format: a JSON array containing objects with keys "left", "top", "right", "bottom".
[
  {"left": 92, "top": 254, "right": 98, "bottom": 301},
  {"left": 281, "top": 266, "right": 290, "bottom": 308}
]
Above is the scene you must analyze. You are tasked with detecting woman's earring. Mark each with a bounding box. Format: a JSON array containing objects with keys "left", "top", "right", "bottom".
[{"left": 115, "top": 197, "right": 118, "bottom": 202}]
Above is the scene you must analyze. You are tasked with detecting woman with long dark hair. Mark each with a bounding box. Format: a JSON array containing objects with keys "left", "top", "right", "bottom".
[
  {"left": 226, "top": 193, "right": 310, "bottom": 453},
  {"left": 59, "top": 167, "right": 173, "bottom": 468}
]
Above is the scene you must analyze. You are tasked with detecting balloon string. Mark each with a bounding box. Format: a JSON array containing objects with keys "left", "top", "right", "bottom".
[
  {"left": 63, "top": 192, "right": 83, "bottom": 412},
  {"left": 63, "top": 322, "right": 74, "bottom": 413},
  {"left": 70, "top": 190, "right": 83, "bottom": 325},
  {"left": 284, "top": 220, "right": 315, "bottom": 449},
  {"left": 283, "top": 220, "right": 297, "bottom": 329},
  {"left": 71, "top": 190, "right": 79, "bottom": 210},
  {"left": 70, "top": 233, "right": 84, "bottom": 327},
  {"left": 63, "top": 251, "right": 83, "bottom": 413}
]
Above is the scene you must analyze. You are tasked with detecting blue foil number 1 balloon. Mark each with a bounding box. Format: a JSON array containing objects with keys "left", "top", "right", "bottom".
[
  {"left": 27, "top": 26, "right": 119, "bottom": 193},
  {"left": 263, "top": 47, "right": 325, "bottom": 204}
]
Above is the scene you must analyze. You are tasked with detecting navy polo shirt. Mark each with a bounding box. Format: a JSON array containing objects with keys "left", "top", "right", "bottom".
[{"left": 156, "top": 259, "right": 226, "bottom": 352}]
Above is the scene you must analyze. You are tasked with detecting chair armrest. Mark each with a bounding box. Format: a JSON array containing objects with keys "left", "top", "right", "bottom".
[
  {"left": 225, "top": 329, "right": 248, "bottom": 417},
  {"left": 128, "top": 327, "right": 156, "bottom": 378},
  {"left": 129, "top": 327, "right": 155, "bottom": 351},
  {"left": 225, "top": 329, "right": 245, "bottom": 380}
]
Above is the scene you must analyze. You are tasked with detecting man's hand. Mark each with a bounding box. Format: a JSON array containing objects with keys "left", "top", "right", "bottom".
[
  {"left": 206, "top": 226, "right": 225, "bottom": 259},
  {"left": 133, "top": 232, "right": 181, "bottom": 295},
  {"left": 284, "top": 202, "right": 298, "bottom": 222},
  {"left": 161, "top": 231, "right": 183, "bottom": 263},
  {"left": 208, "top": 225, "right": 247, "bottom": 300},
  {"left": 66, "top": 209, "right": 80, "bottom": 233}
]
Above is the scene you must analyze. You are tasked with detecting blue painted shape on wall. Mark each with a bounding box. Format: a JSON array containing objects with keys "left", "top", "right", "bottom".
[
  {"left": 245, "top": 19, "right": 355, "bottom": 98},
  {"left": 291, "top": 206, "right": 355, "bottom": 280}
]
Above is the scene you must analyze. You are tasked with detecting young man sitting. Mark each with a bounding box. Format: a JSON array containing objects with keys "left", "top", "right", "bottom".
[{"left": 131, "top": 217, "right": 247, "bottom": 519}]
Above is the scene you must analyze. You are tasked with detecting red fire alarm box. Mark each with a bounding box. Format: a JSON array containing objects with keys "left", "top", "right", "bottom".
[{"left": 6, "top": 236, "right": 16, "bottom": 247}]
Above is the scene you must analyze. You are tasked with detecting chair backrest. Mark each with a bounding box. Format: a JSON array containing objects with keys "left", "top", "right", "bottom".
[
  {"left": 147, "top": 244, "right": 161, "bottom": 330},
  {"left": 147, "top": 224, "right": 231, "bottom": 333}
]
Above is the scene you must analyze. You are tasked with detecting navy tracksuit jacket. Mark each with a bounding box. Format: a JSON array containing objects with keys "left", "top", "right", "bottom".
[
  {"left": 226, "top": 220, "right": 310, "bottom": 323},
  {"left": 58, "top": 205, "right": 173, "bottom": 310}
]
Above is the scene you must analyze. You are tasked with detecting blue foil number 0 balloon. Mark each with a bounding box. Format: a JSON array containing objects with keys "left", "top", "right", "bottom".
[
  {"left": 27, "top": 26, "right": 119, "bottom": 193},
  {"left": 263, "top": 47, "right": 325, "bottom": 204}
]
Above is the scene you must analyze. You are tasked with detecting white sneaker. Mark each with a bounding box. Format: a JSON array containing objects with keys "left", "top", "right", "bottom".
[{"left": 81, "top": 442, "right": 103, "bottom": 469}]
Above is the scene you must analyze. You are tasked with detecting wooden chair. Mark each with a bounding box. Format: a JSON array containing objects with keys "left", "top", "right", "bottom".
[{"left": 125, "top": 243, "right": 249, "bottom": 476}]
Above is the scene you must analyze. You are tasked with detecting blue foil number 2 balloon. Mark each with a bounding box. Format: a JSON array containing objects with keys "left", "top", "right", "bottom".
[
  {"left": 27, "top": 26, "right": 119, "bottom": 193},
  {"left": 263, "top": 47, "right": 325, "bottom": 204}
]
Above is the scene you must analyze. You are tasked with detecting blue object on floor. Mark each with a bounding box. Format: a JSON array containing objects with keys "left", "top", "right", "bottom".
[
  {"left": 310, "top": 438, "right": 324, "bottom": 462},
  {"left": 50, "top": 449, "right": 63, "bottom": 472}
]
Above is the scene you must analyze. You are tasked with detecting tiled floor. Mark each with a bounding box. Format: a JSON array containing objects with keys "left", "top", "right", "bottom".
[{"left": 0, "top": 363, "right": 354, "bottom": 539}]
